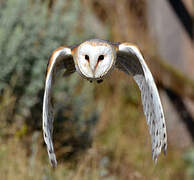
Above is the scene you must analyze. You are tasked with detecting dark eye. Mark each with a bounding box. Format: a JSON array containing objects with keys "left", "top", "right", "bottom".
[
  {"left": 85, "top": 55, "right": 89, "bottom": 61},
  {"left": 98, "top": 55, "right": 104, "bottom": 61}
]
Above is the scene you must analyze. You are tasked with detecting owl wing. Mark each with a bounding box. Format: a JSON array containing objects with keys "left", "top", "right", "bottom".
[
  {"left": 43, "top": 47, "right": 76, "bottom": 167},
  {"left": 115, "top": 43, "right": 167, "bottom": 162}
]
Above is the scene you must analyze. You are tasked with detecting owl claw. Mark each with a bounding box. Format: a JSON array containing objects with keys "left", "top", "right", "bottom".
[{"left": 97, "top": 79, "right": 103, "bottom": 83}]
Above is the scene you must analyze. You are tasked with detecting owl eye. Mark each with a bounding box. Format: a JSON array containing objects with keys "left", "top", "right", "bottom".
[
  {"left": 98, "top": 55, "right": 104, "bottom": 61},
  {"left": 85, "top": 55, "right": 89, "bottom": 61}
]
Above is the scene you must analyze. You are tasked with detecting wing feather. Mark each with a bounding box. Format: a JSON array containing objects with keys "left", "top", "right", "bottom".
[
  {"left": 116, "top": 43, "right": 167, "bottom": 162},
  {"left": 43, "top": 47, "right": 75, "bottom": 167}
]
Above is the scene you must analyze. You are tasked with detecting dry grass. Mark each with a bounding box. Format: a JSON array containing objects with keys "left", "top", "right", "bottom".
[{"left": 0, "top": 72, "right": 187, "bottom": 180}]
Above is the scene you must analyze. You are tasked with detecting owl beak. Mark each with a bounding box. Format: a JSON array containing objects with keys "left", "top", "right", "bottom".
[
  {"left": 91, "top": 67, "right": 95, "bottom": 75},
  {"left": 90, "top": 62, "right": 97, "bottom": 77}
]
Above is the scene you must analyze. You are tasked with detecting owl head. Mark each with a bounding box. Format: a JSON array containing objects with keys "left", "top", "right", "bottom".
[{"left": 73, "top": 39, "right": 116, "bottom": 80}]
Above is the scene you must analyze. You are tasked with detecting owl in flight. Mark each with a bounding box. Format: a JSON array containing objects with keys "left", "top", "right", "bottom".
[{"left": 43, "top": 39, "right": 167, "bottom": 167}]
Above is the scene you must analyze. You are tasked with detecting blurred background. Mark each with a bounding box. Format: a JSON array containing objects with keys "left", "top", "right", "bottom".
[{"left": 0, "top": 0, "right": 193, "bottom": 179}]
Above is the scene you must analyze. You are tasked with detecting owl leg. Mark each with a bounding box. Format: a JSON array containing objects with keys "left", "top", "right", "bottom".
[{"left": 97, "top": 79, "right": 103, "bottom": 83}]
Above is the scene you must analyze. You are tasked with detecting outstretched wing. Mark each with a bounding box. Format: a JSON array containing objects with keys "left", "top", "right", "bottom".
[
  {"left": 43, "top": 47, "right": 76, "bottom": 167},
  {"left": 115, "top": 43, "right": 167, "bottom": 162}
]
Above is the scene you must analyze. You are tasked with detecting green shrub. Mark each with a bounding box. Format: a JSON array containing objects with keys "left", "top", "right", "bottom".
[
  {"left": 184, "top": 147, "right": 194, "bottom": 179},
  {"left": 0, "top": 0, "right": 81, "bottom": 108}
]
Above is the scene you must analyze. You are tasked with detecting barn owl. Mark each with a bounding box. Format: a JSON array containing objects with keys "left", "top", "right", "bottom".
[{"left": 43, "top": 39, "right": 167, "bottom": 167}]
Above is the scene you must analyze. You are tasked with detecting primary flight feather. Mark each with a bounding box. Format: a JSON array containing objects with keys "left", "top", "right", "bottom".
[{"left": 43, "top": 39, "right": 167, "bottom": 167}]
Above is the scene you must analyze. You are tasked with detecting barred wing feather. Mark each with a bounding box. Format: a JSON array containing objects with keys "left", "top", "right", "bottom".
[
  {"left": 42, "top": 47, "right": 75, "bottom": 167},
  {"left": 116, "top": 43, "right": 167, "bottom": 162}
]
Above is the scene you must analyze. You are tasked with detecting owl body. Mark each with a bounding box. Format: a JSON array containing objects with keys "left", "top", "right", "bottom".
[{"left": 43, "top": 39, "right": 167, "bottom": 167}]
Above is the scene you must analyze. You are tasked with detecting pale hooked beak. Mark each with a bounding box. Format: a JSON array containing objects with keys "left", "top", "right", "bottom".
[{"left": 89, "top": 61, "right": 97, "bottom": 77}]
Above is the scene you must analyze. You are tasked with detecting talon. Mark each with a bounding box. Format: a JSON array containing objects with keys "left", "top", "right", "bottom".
[
  {"left": 97, "top": 79, "right": 103, "bottom": 83},
  {"left": 89, "top": 80, "right": 93, "bottom": 83}
]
